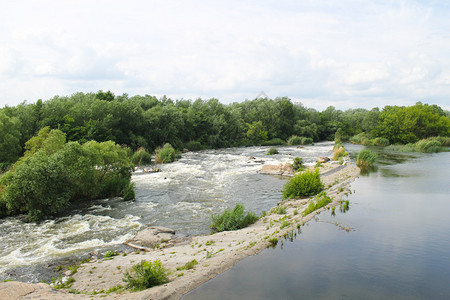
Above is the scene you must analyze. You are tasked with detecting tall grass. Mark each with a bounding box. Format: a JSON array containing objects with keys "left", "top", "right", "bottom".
[
  {"left": 356, "top": 149, "right": 377, "bottom": 169},
  {"left": 155, "top": 143, "right": 176, "bottom": 163},
  {"left": 123, "top": 260, "right": 169, "bottom": 291},
  {"left": 282, "top": 169, "right": 323, "bottom": 199},
  {"left": 210, "top": 203, "right": 258, "bottom": 232},
  {"left": 303, "top": 192, "right": 332, "bottom": 216},
  {"left": 386, "top": 137, "right": 448, "bottom": 153},
  {"left": 332, "top": 143, "right": 347, "bottom": 161}
]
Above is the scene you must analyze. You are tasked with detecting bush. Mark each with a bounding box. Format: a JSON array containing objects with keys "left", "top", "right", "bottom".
[
  {"left": 262, "top": 138, "right": 285, "bottom": 146},
  {"left": 123, "top": 260, "right": 169, "bottom": 291},
  {"left": 372, "top": 137, "right": 390, "bottom": 147},
  {"left": 301, "top": 137, "right": 314, "bottom": 145},
  {"left": 332, "top": 143, "right": 347, "bottom": 161},
  {"left": 282, "top": 169, "right": 323, "bottom": 199},
  {"left": 155, "top": 143, "right": 176, "bottom": 163},
  {"left": 434, "top": 136, "right": 450, "bottom": 147},
  {"left": 184, "top": 141, "right": 203, "bottom": 151},
  {"left": 266, "top": 148, "right": 279, "bottom": 155},
  {"left": 415, "top": 138, "right": 442, "bottom": 153},
  {"left": 303, "top": 192, "right": 332, "bottom": 216},
  {"left": 131, "top": 147, "right": 152, "bottom": 166},
  {"left": 210, "top": 203, "right": 258, "bottom": 232},
  {"left": 291, "top": 157, "right": 304, "bottom": 171},
  {"left": 356, "top": 150, "right": 377, "bottom": 169},
  {"left": 287, "top": 135, "right": 303, "bottom": 145}
]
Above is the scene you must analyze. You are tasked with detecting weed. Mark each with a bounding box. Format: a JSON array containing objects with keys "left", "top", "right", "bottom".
[
  {"left": 282, "top": 169, "right": 323, "bottom": 199},
  {"left": 275, "top": 205, "right": 287, "bottom": 214},
  {"left": 303, "top": 192, "right": 332, "bottom": 216},
  {"left": 266, "top": 148, "right": 279, "bottom": 155},
  {"left": 52, "top": 276, "right": 75, "bottom": 289},
  {"left": 293, "top": 209, "right": 298, "bottom": 215},
  {"left": 177, "top": 259, "right": 198, "bottom": 271},
  {"left": 268, "top": 238, "right": 278, "bottom": 247},
  {"left": 123, "top": 260, "right": 169, "bottom": 291},
  {"left": 210, "top": 203, "right": 258, "bottom": 232},
  {"left": 280, "top": 219, "right": 290, "bottom": 229}
]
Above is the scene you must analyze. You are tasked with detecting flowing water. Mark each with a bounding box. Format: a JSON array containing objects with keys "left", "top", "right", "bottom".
[
  {"left": 0, "top": 142, "right": 334, "bottom": 283},
  {"left": 183, "top": 146, "right": 450, "bottom": 300}
]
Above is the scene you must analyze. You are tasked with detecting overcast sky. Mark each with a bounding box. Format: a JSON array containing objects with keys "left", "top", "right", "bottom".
[{"left": 1, "top": 0, "right": 449, "bottom": 111}]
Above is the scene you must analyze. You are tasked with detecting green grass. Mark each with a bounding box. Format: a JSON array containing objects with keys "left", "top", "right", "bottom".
[
  {"left": 123, "top": 260, "right": 169, "bottom": 291},
  {"left": 282, "top": 168, "right": 323, "bottom": 199},
  {"left": 266, "top": 148, "right": 279, "bottom": 155},
  {"left": 356, "top": 149, "right": 377, "bottom": 170},
  {"left": 210, "top": 203, "right": 258, "bottom": 232},
  {"left": 177, "top": 259, "right": 198, "bottom": 271},
  {"left": 302, "top": 192, "right": 332, "bottom": 216}
]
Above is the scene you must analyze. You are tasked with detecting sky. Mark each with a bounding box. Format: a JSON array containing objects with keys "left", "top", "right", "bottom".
[{"left": 1, "top": 0, "right": 449, "bottom": 111}]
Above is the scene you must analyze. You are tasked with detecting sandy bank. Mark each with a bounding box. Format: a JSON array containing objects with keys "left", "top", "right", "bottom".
[{"left": 0, "top": 163, "right": 359, "bottom": 300}]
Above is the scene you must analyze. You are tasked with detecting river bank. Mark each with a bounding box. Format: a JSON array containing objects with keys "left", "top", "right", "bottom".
[{"left": 0, "top": 162, "right": 359, "bottom": 300}]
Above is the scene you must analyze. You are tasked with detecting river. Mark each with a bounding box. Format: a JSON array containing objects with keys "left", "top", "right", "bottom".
[
  {"left": 183, "top": 145, "right": 450, "bottom": 300},
  {"left": 0, "top": 142, "right": 334, "bottom": 283}
]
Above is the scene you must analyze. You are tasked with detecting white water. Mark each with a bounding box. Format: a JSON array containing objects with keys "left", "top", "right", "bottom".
[{"left": 0, "top": 142, "right": 334, "bottom": 281}]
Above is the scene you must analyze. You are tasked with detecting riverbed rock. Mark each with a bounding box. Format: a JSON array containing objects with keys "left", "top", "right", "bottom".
[
  {"left": 258, "top": 164, "right": 294, "bottom": 176},
  {"left": 124, "top": 226, "right": 176, "bottom": 250},
  {"left": 0, "top": 281, "right": 82, "bottom": 300},
  {"left": 318, "top": 157, "right": 330, "bottom": 163}
]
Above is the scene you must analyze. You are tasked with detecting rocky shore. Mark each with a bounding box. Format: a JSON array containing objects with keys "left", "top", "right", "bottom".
[{"left": 0, "top": 163, "right": 359, "bottom": 300}]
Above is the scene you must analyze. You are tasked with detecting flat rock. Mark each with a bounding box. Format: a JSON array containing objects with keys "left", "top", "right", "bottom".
[
  {"left": 258, "top": 164, "right": 294, "bottom": 176},
  {"left": 124, "top": 226, "right": 176, "bottom": 250},
  {"left": 318, "top": 157, "right": 330, "bottom": 163}
]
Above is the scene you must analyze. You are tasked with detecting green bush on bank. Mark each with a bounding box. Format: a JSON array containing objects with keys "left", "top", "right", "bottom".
[
  {"left": 356, "top": 149, "right": 377, "bottom": 169},
  {"left": 282, "top": 169, "right": 323, "bottom": 199},
  {"left": 155, "top": 143, "right": 176, "bottom": 163},
  {"left": 123, "top": 260, "right": 169, "bottom": 291},
  {"left": 291, "top": 157, "right": 304, "bottom": 171},
  {"left": 210, "top": 203, "right": 258, "bottom": 233},
  {"left": 261, "top": 138, "right": 285, "bottom": 146},
  {"left": 0, "top": 128, "right": 134, "bottom": 221},
  {"left": 287, "top": 135, "right": 314, "bottom": 146},
  {"left": 385, "top": 137, "right": 448, "bottom": 153},
  {"left": 131, "top": 147, "right": 152, "bottom": 166}
]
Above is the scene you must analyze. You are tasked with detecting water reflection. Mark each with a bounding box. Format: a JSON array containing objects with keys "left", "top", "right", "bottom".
[{"left": 183, "top": 151, "right": 450, "bottom": 300}]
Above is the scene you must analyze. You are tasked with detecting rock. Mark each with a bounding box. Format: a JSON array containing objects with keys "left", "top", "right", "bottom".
[
  {"left": 296, "top": 146, "right": 304, "bottom": 149},
  {"left": 318, "top": 157, "right": 330, "bottom": 163},
  {"left": 124, "top": 226, "right": 176, "bottom": 250},
  {"left": 258, "top": 164, "right": 294, "bottom": 176},
  {"left": 0, "top": 281, "right": 78, "bottom": 300},
  {"left": 248, "top": 156, "right": 256, "bottom": 160}
]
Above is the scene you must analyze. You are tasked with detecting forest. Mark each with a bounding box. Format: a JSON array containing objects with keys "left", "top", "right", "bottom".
[{"left": 0, "top": 91, "right": 449, "bottom": 220}]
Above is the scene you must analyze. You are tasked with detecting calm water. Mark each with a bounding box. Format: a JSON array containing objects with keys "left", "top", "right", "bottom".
[
  {"left": 183, "top": 147, "right": 450, "bottom": 300},
  {"left": 0, "top": 142, "right": 334, "bottom": 282}
]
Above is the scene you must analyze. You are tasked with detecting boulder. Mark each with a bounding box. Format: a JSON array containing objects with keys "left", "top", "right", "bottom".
[
  {"left": 317, "top": 157, "right": 330, "bottom": 163},
  {"left": 124, "top": 226, "right": 176, "bottom": 250},
  {"left": 258, "top": 164, "right": 294, "bottom": 176}
]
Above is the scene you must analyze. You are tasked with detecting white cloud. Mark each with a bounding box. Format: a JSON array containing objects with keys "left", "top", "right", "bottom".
[{"left": 0, "top": 0, "right": 449, "bottom": 110}]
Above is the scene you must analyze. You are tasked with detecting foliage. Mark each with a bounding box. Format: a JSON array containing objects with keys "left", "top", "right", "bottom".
[
  {"left": 210, "top": 203, "right": 258, "bottom": 232},
  {"left": 372, "top": 137, "right": 390, "bottom": 147},
  {"left": 356, "top": 150, "right": 377, "bottom": 169},
  {"left": 176, "top": 259, "right": 198, "bottom": 271},
  {"left": 386, "top": 137, "right": 448, "bottom": 153},
  {"left": 291, "top": 157, "right": 304, "bottom": 171},
  {"left": 155, "top": 143, "right": 176, "bottom": 163},
  {"left": 0, "top": 128, "right": 134, "bottom": 221},
  {"left": 104, "top": 250, "right": 119, "bottom": 258},
  {"left": 266, "top": 148, "right": 279, "bottom": 155},
  {"left": 262, "top": 138, "right": 285, "bottom": 146},
  {"left": 123, "top": 260, "right": 169, "bottom": 291},
  {"left": 282, "top": 169, "right": 323, "bottom": 199},
  {"left": 131, "top": 147, "right": 152, "bottom": 166},
  {"left": 184, "top": 141, "right": 203, "bottom": 151},
  {"left": 303, "top": 192, "right": 332, "bottom": 216},
  {"left": 332, "top": 143, "right": 347, "bottom": 161},
  {"left": 287, "top": 135, "right": 303, "bottom": 145}
]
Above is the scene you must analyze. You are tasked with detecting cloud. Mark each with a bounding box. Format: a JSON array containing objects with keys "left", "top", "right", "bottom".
[{"left": 0, "top": 0, "right": 449, "bottom": 110}]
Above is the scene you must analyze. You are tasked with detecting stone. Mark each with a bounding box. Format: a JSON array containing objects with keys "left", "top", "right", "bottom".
[
  {"left": 318, "top": 157, "right": 330, "bottom": 163},
  {"left": 258, "top": 164, "right": 294, "bottom": 176},
  {"left": 124, "top": 226, "right": 176, "bottom": 250}
]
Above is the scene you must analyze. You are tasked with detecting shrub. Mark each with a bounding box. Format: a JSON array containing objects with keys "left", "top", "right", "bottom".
[
  {"left": 301, "top": 137, "right": 314, "bottom": 145},
  {"left": 177, "top": 259, "right": 198, "bottom": 271},
  {"left": 287, "top": 135, "right": 303, "bottom": 145},
  {"left": 123, "top": 260, "right": 169, "bottom": 291},
  {"left": 434, "top": 136, "right": 450, "bottom": 147},
  {"left": 131, "top": 148, "right": 152, "bottom": 166},
  {"left": 291, "top": 157, "right": 304, "bottom": 171},
  {"left": 262, "top": 138, "right": 285, "bottom": 146},
  {"left": 356, "top": 150, "right": 377, "bottom": 169},
  {"left": 184, "top": 141, "right": 203, "bottom": 151},
  {"left": 372, "top": 137, "right": 390, "bottom": 147},
  {"left": 155, "top": 143, "right": 176, "bottom": 163},
  {"left": 210, "top": 203, "right": 258, "bottom": 232},
  {"left": 266, "top": 148, "right": 279, "bottom": 155},
  {"left": 282, "top": 169, "right": 323, "bottom": 199},
  {"left": 332, "top": 143, "right": 347, "bottom": 161},
  {"left": 303, "top": 192, "right": 332, "bottom": 216},
  {"left": 415, "top": 138, "right": 442, "bottom": 153}
]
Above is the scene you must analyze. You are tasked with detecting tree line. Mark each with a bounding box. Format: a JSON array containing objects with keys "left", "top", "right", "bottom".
[{"left": 0, "top": 91, "right": 449, "bottom": 169}]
